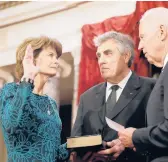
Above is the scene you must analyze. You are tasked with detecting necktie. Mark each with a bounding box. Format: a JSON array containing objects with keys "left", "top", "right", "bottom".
[{"left": 106, "top": 85, "right": 119, "bottom": 118}]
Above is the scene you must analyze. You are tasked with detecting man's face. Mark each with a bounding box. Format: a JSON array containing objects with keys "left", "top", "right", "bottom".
[
  {"left": 96, "top": 39, "right": 130, "bottom": 82},
  {"left": 138, "top": 20, "right": 164, "bottom": 67}
]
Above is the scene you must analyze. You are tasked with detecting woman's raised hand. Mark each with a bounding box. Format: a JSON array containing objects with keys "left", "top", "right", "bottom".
[{"left": 22, "top": 44, "right": 39, "bottom": 80}]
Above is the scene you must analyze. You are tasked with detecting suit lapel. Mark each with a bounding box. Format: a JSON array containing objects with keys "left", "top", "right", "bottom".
[
  {"left": 94, "top": 83, "right": 106, "bottom": 125},
  {"left": 108, "top": 73, "right": 141, "bottom": 119}
]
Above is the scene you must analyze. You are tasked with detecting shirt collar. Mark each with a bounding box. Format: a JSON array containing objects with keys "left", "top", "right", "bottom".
[
  {"left": 163, "top": 54, "right": 168, "bottom": 69},
  {"left": 107, "top": 70, "right": 132, "bottom": 90}
]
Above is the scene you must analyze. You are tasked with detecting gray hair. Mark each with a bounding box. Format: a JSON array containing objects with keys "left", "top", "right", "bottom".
[{"left": 94, "top": 31, "right": 135, "bottom": 67}]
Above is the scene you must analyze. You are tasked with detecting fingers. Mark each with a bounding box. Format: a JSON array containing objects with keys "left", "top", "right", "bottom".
[
  {"left": 24, "top": 44, "right": 34, "bottom": 61},
  {"left": 22, "top": 44, "right": 40, "bottom": 79},
  {"left": 97, "top": 147, "right": 115, "bottom": 155},
  {"left": 118, "top": 136, "right": 123, "bottom": 141},
  {"left": 106, "top": 139, "right": 121, "bottom": 147},
  {"left": 112, "top": 153, "right": 121, "bottom": 159},
  {"left": 98, "top": 142, "right": 125, "bottom": 155}
]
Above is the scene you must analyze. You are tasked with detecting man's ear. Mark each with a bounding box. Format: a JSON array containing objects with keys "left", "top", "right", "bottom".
[
  {"left": 124, "top": 50, "right": 131, "bottom": 65},
  {"left": 159, "top": 25, "right": 167, "bottom": 41}
]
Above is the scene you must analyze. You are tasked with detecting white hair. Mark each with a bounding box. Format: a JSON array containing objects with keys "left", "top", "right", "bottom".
[{"left": 140, "top": 7, "right": 168, "bottom": 26}]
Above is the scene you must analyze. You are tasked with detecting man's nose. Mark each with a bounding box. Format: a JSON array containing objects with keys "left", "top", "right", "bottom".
[
  {"left": 138, "top": 41, "right": 143, "bottom": 50},
  {"left": 98, "top": 55, "right": 106, "bottom": 64}
]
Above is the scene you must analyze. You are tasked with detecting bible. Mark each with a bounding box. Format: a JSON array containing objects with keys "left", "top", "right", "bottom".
[
  {"left": 67, "top": 134, "right": 102, "bottom": 148},
  {"left": 67, "top": 135, "right": 109, "bottom": 162}
]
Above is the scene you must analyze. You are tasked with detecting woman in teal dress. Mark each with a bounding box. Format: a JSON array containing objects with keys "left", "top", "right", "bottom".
[{"left": 0, "top": 36, "right": 69, "bottom": 162}]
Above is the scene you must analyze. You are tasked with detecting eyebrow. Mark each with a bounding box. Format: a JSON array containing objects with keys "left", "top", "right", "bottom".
[
  {"left": 96, "top": 49, "right": 113, "bottom": 56},
  {"left": 48, "top": 52, "right": 57, "bottom": 56},
  {"left": 48, "top": 52, "right": 59, "bottom": 59},
  {"left": 104, "top": 49, "right": 113, "bottom": 54}
]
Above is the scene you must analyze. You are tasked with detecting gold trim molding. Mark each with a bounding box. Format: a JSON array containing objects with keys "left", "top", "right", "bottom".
[{"left": 0, "top": 1, "right": 29, "bottom": 10}]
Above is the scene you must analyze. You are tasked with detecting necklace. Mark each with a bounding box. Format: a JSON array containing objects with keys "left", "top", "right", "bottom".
[{"left": 47, "top": 109, "right": 51, "bottom": 115}]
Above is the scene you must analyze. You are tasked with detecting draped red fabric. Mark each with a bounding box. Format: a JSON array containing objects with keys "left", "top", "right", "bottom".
[{"left": 77, "top": 1, "right": 168, "bottom": 102}]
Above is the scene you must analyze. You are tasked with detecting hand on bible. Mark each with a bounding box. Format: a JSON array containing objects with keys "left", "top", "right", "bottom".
[{"left": 97, "top": 139, "right": 125, "bottom": 160}]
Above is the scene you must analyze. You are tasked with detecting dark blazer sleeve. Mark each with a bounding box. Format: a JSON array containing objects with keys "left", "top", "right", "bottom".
[
  {"left": 132, "top": 73, "right": 168, "bottom": 152},
  {"left": 71, "top": 96, "right": 84, "bottom": 136}
]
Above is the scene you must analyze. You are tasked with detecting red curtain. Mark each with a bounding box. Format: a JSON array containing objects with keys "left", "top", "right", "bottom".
[{"left": 77, "top": 1, "right": 168, "bottom": 102}]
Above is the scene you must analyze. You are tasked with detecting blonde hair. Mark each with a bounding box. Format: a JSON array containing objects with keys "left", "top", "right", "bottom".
[{"left": 15, "top": 36, "right": 62, "bottom": 80}]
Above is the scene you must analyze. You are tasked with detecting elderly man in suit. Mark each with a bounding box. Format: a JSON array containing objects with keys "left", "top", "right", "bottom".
[
  {"left": 118, "top": 7, "right": 168, "bottom": 162},
  {"left": 71, "top": 31, "right": 155, "bottom": 162}
]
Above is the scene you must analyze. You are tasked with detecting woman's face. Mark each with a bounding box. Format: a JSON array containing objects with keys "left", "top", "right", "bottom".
[{"left": 35, "top": 46, "right": 59, "bottom": 77}]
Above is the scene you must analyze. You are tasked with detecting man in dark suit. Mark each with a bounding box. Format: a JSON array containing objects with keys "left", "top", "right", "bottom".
[
  {"left": 71, "top": 31, "right": 155, "bottom": 162},
  {"left": 118, "top": 7, "right": 168, "bottom": 162}
]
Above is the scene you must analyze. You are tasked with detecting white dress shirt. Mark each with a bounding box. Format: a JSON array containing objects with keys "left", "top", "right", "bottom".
[
  {"left": 106, "top": 70, "right": 132, "bottom": 102},
  {"left": 163, "top": 54, "right": 168, "bottom": 70}
]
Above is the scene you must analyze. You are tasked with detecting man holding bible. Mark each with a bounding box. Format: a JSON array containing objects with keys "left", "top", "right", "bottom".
[{"left": 71, "top": 31, "right": 155, "bottom": 162}]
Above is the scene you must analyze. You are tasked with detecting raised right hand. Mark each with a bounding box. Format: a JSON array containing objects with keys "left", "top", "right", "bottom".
[{"left": 22, "top": 44, "right": 39, "bottom": 80}]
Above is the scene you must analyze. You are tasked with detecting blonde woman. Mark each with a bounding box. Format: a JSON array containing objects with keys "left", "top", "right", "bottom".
[{"left": 0, "top": 36, "right": 69, "bottom": 162}]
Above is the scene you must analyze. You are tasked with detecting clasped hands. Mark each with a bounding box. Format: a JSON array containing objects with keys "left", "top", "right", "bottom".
[{"left": 97, "top": 127, "right": 136, "bottom": 159}]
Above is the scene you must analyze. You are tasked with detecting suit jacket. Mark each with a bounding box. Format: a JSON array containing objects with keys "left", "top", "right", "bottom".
[
  {"left": 133, "top": 63, "right": 168, "bottom": 161},
  {"left": 71, "top": 72, "right": 155, "bottom": 162}
]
